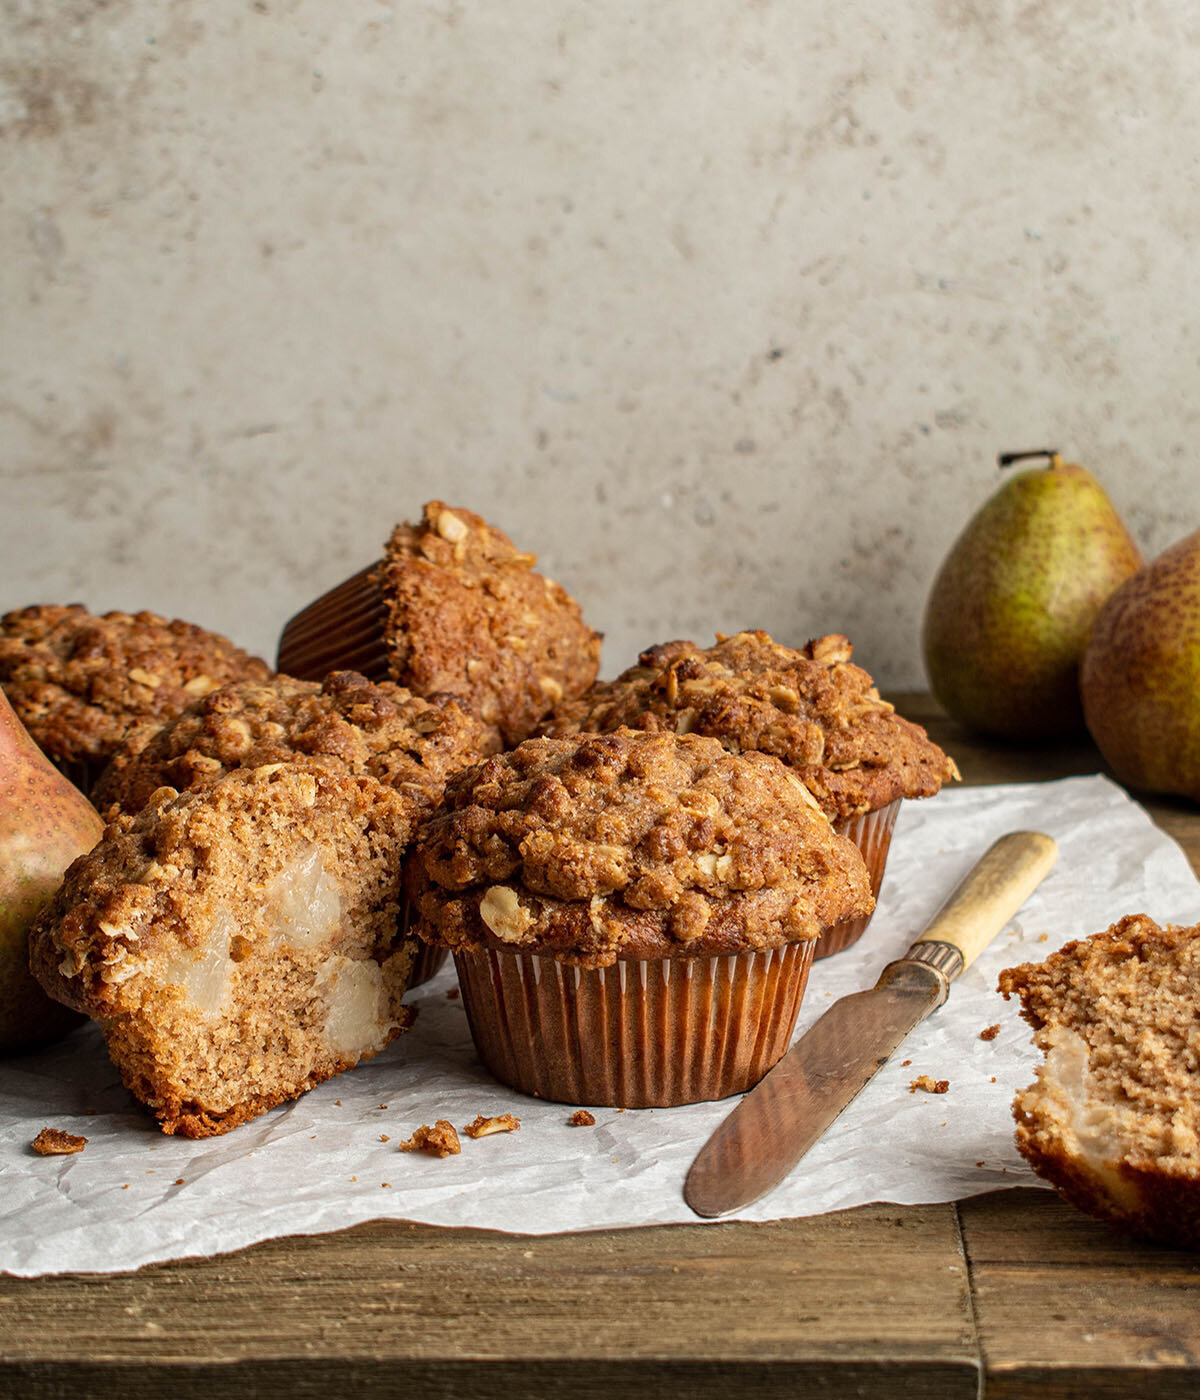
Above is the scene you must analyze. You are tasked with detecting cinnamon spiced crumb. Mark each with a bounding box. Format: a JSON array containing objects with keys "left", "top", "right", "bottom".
[
  {"left": 909, "top": 1076, "right": 949, "bottom": 1095},
  {"left": 463, "top": 1113, "right": 521, "bottom": 1139},
  {"left": 569, "top": 1110, "right": 596, "bottom": 1127},
  {"left": 31, "top": 1128, "right": 87, "bottom": 1156},
  {"left": 980, "top": 1024, "right": 1001, "bottom": 1041},
  {"left": 399, "top": 1120, "right": 461, "bottom": 1157}
]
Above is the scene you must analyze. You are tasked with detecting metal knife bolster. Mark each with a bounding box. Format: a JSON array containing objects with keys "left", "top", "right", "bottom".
[{"left": 875, "top": 938, "right": 965, "bottom": 1006}]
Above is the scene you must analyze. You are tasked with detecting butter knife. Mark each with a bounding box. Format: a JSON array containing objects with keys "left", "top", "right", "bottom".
[{"left": 684, "top": 829, "right": 1058, "bottom": 1218}]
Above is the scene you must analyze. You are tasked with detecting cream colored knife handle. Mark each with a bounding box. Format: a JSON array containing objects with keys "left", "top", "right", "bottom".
[{"left": 909, "top": 830, "right": 1057, "bottom": 978}]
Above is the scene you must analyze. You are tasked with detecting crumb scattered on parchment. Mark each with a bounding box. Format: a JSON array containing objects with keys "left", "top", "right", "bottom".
[
  {"left": 569, "top": 1110, "right": 596, "bottom": 1127},
  {"left": 990, "top": 1076, "right": 996, "bottom": 1083},
  {"left": 446, "top": 987, "right": 460, "bottom": 1000},
  {"left": 377, "top": 1104, "right": 388, "bottom": 1111},
  {"left": 174, "top": 1178, "right": 185, "bottom": 1185},
  {"left": 379, "top": 1134, "right": 390, "bottom": 1142},
  {"left": 31, "top": 1128, "right": 86, "bottom": 1156},
  {"left": 1037, "top": 933, "right": 1048, "bottom": 942},
  {"left": 909, "top": 1076, "right": 949, "bottom": 1095},
  {"left": 382, "top": 1183, "right": 391, "bottom": 1189},
  {"left": 400, "top": 1121, "right": 461, "bottom": 1157},
  {"left": 463, "top": 1113, "right": 520, "bottom": 1139},
  {"left": 980, "top": 1024, "right": 1001, "bottom": 1041},
  {"left": 901, "top": 1059, "right": 912, "bottom": 1067},
  {"left": 976, "top": 1161, "right": 985, "bottom": 1167}
]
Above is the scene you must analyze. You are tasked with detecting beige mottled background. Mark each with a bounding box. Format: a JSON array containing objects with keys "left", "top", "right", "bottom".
[{"left": 3, "top": 1, "right": 1198, "bottom": 686}]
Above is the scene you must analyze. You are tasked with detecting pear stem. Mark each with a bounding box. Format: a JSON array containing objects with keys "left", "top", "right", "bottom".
[{"left": 998, "top": 449, "right": 1061, "bottom": 470}]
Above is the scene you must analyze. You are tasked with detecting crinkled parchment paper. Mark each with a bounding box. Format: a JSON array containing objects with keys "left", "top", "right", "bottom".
[{"left": 3, "top": 775, "right": 1197, "bottom": 1276}]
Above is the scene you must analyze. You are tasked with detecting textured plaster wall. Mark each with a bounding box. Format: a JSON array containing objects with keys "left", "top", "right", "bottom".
[{"left": 3, "top": 0, "right": 1199, "bottom": 686}]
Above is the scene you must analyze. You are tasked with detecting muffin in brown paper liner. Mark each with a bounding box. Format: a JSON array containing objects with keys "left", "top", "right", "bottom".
[
  {"left": 453, "top": 941, "right": 815, "bottom": 1107},
  {"left": 407, "top": 729, "right": 873, "bottom": 1106},
  {"left": 277, "top": 503, "right": 601, "bottom": 747},
  {"left": 819, "top": 797, "right": 903, "bottom": 959}
]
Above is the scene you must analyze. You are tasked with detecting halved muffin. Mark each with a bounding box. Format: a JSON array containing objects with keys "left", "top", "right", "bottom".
[
  {"left": 30, "top": 763, "right": 416, "bottom": 1137},
  {"left": 999, "top": 914, "right": 1200, "bottom": 1248}
]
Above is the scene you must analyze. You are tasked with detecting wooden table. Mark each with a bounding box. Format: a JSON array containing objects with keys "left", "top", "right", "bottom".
[{"left": 4, "top": 696, "right": 1199, "bottom": 1398}]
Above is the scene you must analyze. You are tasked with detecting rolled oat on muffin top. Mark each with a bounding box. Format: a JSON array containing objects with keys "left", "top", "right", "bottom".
[
  {"left": 93, "top": 669, "right": 493, "bottom": 818},
  {"left": 277, "top": 502, "right": 603, "bottom": 749},
  {"left": 408, "top": 729, "right": 874, "bottom": 968},
  {"left": 0, "top": 604, "right": 271, "bottom": 790},
  {"left": 540, "top": 630, "right": 958, "bottom": 822}
]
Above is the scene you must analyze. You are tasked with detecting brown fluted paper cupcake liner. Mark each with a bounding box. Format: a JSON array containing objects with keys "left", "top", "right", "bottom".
[
  {"left": 398, "top": 899, "right": 451, "bottom": 993},
  {"left": 276, "top": 563, "right": 391, "bottom": 682},
  {"left": 817, "top": 797, "right": 903, "bottom": 959},
  {"left": 453, "top": 940, "right": 816, "bottom": 1108}
]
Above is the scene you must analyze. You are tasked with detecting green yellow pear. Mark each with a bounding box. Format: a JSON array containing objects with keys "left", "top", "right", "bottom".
[
  {"left": 923, "top": 451, "right": 1143, "bottom": 739},
  {"left": 1081, "top": 529, "right": 1200, "bottom": 800},
  {"left": 0, "top": 688, "right": 104, "bottom": 1052}
]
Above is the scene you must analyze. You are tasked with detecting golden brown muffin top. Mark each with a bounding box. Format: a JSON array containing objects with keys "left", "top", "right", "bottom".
[
  {"left": 0, "top": 605, "right": 271, "bottom": 778},
  {"left": 541, "top": 630, "right": 958, "bottom": 820},
  {"left": 30, "top": 762, "right": 416, "bottom": 1023},
  {"left": 93, "top": 669, "right": 493, "bottom": 817},
  {"left": 409, "top": 729, "right": 873, "bottom": 967},
  {"left": 375, "top": 502, "right": 602, "bottom": 748}
]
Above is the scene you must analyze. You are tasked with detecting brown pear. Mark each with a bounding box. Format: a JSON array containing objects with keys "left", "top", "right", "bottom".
[
  {"left": 1081, "top": 529, "right": 1200, "bottom": 800},
  {"left": 0, "top": 688, "right": 105, "bottom": 1052}
]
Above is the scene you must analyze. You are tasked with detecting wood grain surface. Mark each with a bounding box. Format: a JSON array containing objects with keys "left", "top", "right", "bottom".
[{"left": 2, "top": 696, "right": 1199, "bottom": 1399}]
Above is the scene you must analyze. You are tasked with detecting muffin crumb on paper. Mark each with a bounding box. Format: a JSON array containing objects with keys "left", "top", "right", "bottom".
[
  {"left": 462, "top": 1113, "right": 520, "bottom": 1139},
  {"left": 400, "top": 1121, "right": 462, "bottom": 1157},
  {"left": 31, "top": 1128, "right": 87, "bottom": 1156},
  {"left": 910, "top": 1076, "right": 950, "bottom": 1094},
  {"left": 569, "top": 1110, "right": 596, "bottom": 1127}
]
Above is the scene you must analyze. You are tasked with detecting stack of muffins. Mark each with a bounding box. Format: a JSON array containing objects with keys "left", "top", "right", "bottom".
[{"left": 12, "top": 498, "right": 958, "bottom": 1133}]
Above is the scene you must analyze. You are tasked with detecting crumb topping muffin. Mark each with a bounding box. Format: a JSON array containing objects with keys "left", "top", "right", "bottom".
[
  {"left": 999, "top": 914, "right": 1200, "bottom": 1247},
  {"left": 409, "top": 729, "right": 874, "bottom": 967},
  {"left": 30, "top": 763, "right": 416, "bottom": 1137},
  {"left": 93, "top": 669, "right": 492, "bottom": 818},
  {"left": 542, "top": 630, "right": 958, "bottom": 821},
  {"left": 373, "top": 502, "right": 603, "bottom": 747},
  {"left": 0, "top": 605, "right": 271, "bottom": 787}
]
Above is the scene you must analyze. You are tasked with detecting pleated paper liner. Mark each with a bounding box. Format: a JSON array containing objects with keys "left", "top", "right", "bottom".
[
  {"left": 276, "top": 563, "right": 392, "bottom": 682},
  {"left": 399, "top": 899, "right": 450, "bottom": 993},
  {"left": 817, "top": 797, "right": 903, "bottom": 960},
  {"left": 453, "top": 939, "right": 817, "bottom": 1108}
]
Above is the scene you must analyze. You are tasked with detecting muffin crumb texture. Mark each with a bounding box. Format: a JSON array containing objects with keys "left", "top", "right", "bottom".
[
  {"left": 542, "top": 630, "right": 957, "bottom": 820},
  {"left": 94, "top": 669, "right": 490, "bottom": 819},
  {"left": 909, "top": 1076, "right": 949, "bottom": 1095},
  {"left": 0, "top": 605, "right": 270, "bottom": 785},
  {"left": 410, "top": 730, "right": 874, "bottom": 966},
  {"left": 462, "top": 1113, "right": 520, "bottom": 1138},
  {"left": 378, "top": 502, "right": 601, "bottom": 746},
  {"left": 31, "top": 1128, "right": 87, "bottom": 1156},
  {"left": 400, "top": 1121, "right": 462, "bottom": 1157},
  {"left": 999, "top": 914, "right": 1200, "bottom": 1247},
  {"left": 569, "top": 1110, "right": 596, "bottom": 1127},
  {"left": 28, "top": 763, "right": 415, "bottom": 1138}
]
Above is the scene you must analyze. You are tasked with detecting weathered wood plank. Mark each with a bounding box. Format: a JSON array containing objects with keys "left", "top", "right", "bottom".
[
  {"left": 960, "top": 1189, "right": 1200, "bottom": 1398},
  {"left": 0, "top": 1210, "right": 980, "bottom": 1398}
]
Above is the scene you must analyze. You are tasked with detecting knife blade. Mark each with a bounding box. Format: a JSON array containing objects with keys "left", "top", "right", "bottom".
[{"left": 683, "top": 829, "right": 1058, "bottom": 1219}]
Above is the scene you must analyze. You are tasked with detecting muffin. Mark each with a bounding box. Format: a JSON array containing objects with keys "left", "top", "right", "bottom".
[
  {"left": 408, "top": 729, "right": 874, "bottom": 1107},
  {"left": 999, "top": 915, "right": 1200, "bottom": 1249},
  {"left": 276, "top": 502, "right": 603, "bottom": 747},
  {"left": 542, "top": 630, "right": 958, "bottom": 957},
  {"left": 0, "top": 604, "right": 271, "bottom": 794},
  {"left": 93, "top": 670, "right": 493, "bottom": 989},
  {"left": 29, "top": 763, "right": 416, "bottom": 1137}
]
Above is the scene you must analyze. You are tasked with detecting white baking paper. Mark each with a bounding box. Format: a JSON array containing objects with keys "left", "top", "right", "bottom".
[{"left": 3, "top": 774, "right": 1198, "bottom": 1276}]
